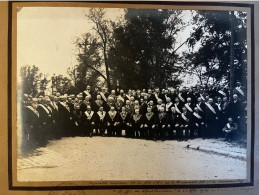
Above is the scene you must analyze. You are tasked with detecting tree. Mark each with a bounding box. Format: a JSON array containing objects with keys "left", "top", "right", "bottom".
[
  {"left": 51, "top": 74, "right": 73, "bottom": 94},
  {"left": 20, "top": 65, "right": 43, "bottom": 96},
  {"left": 74, "top": 33, "right": 106, "bottom": 91},
  {"left": 84, "top": 8, "right": 115, "bottom": 91},
  {"left": 108, "top": 9, "right": 188, "bottom": 89},
  {"left": 187, "top": 10, "right": 247, "bottom": 86},
  {"left": 39, "top": 73, "right": 50, "bottom": 96}
]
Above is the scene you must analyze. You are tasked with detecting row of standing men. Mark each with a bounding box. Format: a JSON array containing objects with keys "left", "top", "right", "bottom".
[{"left": 21, "top": 84, "right": 246, "bottom": 148}]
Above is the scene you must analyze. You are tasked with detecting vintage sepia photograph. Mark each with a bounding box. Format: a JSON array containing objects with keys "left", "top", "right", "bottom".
[{"left": 14, "top": 3, "right": 252, "bottom": 185}]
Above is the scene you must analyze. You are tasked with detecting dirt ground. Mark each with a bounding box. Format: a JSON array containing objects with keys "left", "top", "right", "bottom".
[{"left": 17, "top": 136, "right": 246, "bottom": 181}]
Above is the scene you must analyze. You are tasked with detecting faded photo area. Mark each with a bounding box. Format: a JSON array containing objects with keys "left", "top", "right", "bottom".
[{"left": 17, "top": 7, "right": 249, "bottom": 182}]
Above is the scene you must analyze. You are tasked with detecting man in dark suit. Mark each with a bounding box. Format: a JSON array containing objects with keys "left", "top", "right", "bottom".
[
  {"left": 184, "top": 97, "right": 194, "bottom": 113},
  {"left": 57, "top": 96, "right": 73, "bottom": 137},
  {"left": 106, "top": 106, "right": 120, "bottom": 137},
  {"left": 229, "top": 94, "right": 244, "bottom": 134},
  {"left": 22, "top": 98, "right": 40, "bottom": 151},
  {"left": 222, "top": 117, "right": 238, "bottom": 142},
  {"left": 191, "top": 107, "right": 205, "bottom": 139},
  {"left": 165, "top": 97, "right": 173, "bottom": 114},
  {"left": 95, "top": 106, "right": 107, "bottom": 136},
  {"left": 157, "top": 107, "right": 169, "bottom": 141},
  {"left": 143, "top": 107, "right": 157, "bottom": 140},
  {"left": 131, "top": 108, "right": 143, "bottom": 138},
  {"left": 234, "top": 82, "right": 246, "bottom": 103},
  {"left": 71, "top": 103, "right": 83, "bottom": 136},
  {"left": 195, "top": 97, "right": 206, "bottom": 116},
  {"left": 179, "top": 107, "right": 191, "bottom": 141},
  {"left": 222, "top": 96, "right": 231, "bottom": 124},
  {"left": 92, "top": 94, "right": 105, "bottom": 112},
  {"left": 37, "top": 96, "right": 53, "bottom": 140},
  {"left": 82, "top": 105, "right": 96, "bottom": 137},
  {"left": 168, "top": 107, "right": 181, "bottom": 140},
  {"left": 204, "top": 98, "right": 219, "bottom": 138},
  {"left": 82, "top": 85, "right": 92, "bottom": 101},
  {"left": 100, "top": 87, "right": 108, "bottom": 103},
  {"left": 117, "top": 106, "right": 131, "bottom": 137}
]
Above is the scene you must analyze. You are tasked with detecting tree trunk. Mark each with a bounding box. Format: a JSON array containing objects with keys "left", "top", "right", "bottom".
[
  {"left": 230, "top": 11, "right": 235, "bottom": 102},
  {"left": 103, "top": 45, "right": 111, "bottom": 92}
]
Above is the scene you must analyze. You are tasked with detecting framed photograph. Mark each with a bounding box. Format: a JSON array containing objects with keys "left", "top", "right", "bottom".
[{"left": 8, "top": 0, "right": 255, "bottom": 192}]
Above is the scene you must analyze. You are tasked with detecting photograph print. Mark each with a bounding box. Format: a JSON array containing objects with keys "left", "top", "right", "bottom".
[{"left": 14, "top": 2, "right": 252, "bottom": 185}]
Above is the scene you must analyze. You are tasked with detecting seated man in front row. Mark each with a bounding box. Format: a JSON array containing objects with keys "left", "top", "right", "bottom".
[{"left": 222, "top": 117, "right": 238, "bottom": 142}]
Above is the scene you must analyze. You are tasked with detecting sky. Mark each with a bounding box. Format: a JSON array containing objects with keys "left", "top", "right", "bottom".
[{"left": 17, "top": 7, "right": 194, "bottom": 83}]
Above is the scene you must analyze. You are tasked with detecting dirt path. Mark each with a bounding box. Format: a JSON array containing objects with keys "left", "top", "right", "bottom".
[{"left": 17, "top": 137, "right": 246, "bottom": 181}]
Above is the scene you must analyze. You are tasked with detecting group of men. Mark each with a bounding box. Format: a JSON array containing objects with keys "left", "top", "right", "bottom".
[{"left": 21, "top": 82, "right": 246, "bottom": 150}]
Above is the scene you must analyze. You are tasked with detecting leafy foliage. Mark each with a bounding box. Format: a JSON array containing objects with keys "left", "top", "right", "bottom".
[
  {"left": 108, "top": 9, "right": 186, "bottom": 89},
  {"left": 20, "top": 65, "right": 49, "bottom": 96},
  {"left": 186, "top": 11, "right": 247, "bottom": 86}
]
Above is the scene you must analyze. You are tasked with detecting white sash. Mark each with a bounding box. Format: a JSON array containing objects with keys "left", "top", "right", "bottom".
[
  {"left": 95, "top": 100, "right": 103, "bottom": 107},
  {"left": 223, "top": 102, "right": 229, "bottom": 110},
  {"left": 185, "top": 103, "right": 193, "bottom": 112},
  {"left": 51, "top": 102, "right": 58, "bottom": 111},
  {"left": 145, "top": 112, "right": 154, "bottom": 121},
  {"left": 236, "top": 87, "right": 244, "bottom": 96},
  {"left": 193, "top": 112, "right": 202, "bottom": 119},
  {"left": 126, "top": 94, "right": 131, "bottom": 100},
  {"left": 26, "top": 106, "right": 39, "bottom": 117},
  {"left": 178, "top": 93, "right": 185, "bottom": 102},
  {"left": 218, "top": 90, "right": 226, "bottom": 96},
  {"left": 108, "top": 111, "right": 117, "bottom": 121},
  {"left": 46, "top": 105, "right": 52, "bottom": 112},
  {"left": 227, "top": 123, "right": 231, "bottom": 129},
  {"left": 100, "top": 92, "right": 107, "bottom": 102},
  {"left": 39, "top": 104, "right": 50, "bottom": 115},
  {"left": 174, "top": 104, "right": 181, "bottom": 114},
  {"left": 97, "top": 111, "right": 106, "bottom": 121},
  {"left": 120, "top": 112, "right": 127, "bottom": 120},
  {"left": 158, "top": 113, "right": 166, "bottom": 121},
  {"left": 216, "top": 103, "right": 222, "bottom": 111},
  {"left": 206, "top": 103, "right": 216, "bottom": 115},
  {"left": 117, "top": 95, "right": 124, "bottom": 102},
  {"left": 181, "top": 113, "right": 188, "bottom": 122},
  {"left": 85, "top": 111, "right": 94, "bottom": 120},
  {"left": 155, "top": 93, "right": 159, "bottom": 101},
  {"left": 133, "top": 114, "right": 141, "bottom": 122},
  {"left": 166, "top": 102, "right": 172, "bottom": 111},
  {"left": 60, "top": 102, "right": 70, "bottom": 112},
  {"left": 200, "top": 94, "right": 205, "bottom": 101},
  {"left": 196, "top": 103, "right": 203, "bottom": 112},
  {"left": 157, "top": 104, "right": 165, "bottom": 111},
  {"left": 84, "top": 90, "right": 91, "bottom": 98}
]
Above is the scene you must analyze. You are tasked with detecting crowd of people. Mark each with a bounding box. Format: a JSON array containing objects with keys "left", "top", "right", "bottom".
[{"left": 21, "top": 82, "right": 247, "bottom": 151}]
